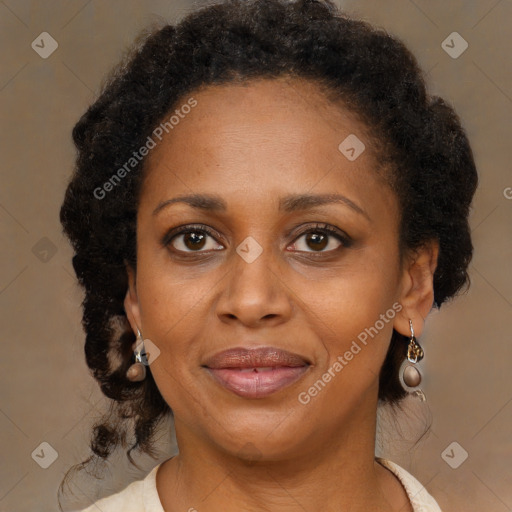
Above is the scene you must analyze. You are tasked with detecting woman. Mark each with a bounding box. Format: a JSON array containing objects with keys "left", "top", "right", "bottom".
[{"left": 59, "top": 0, "right": 477, "bottom": 510}]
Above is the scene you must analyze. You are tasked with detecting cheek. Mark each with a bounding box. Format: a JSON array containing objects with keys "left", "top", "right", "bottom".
[
  {"left": 139, "top": 275, "right": 204, "bottom": 326},
  {"left": 136, "top": 269, "right": 214, "bottom": 408},
  {"left": 137, "top": 265, "right": 213, "bottom": 349},
  {"left": 133, "top": 249, "right": 213, "bottom": 368},
  {"left": 303, "top": 251, "right": 401, "bottom": 367}
]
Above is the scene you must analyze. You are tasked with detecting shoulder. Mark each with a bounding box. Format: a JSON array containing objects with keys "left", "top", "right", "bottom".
[
  {"left": 377, "top": 458, "right": 443, "bottom": 512},
  {"left": 71, "top": 463, "right": 164, "bottom": 512}
]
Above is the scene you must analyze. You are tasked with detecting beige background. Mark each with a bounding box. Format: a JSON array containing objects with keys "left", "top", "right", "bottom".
[{"left": 1, "top": 0, "right": 511, "bottom": 511}]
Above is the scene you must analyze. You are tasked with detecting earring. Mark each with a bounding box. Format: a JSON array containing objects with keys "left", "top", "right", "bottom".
[
  {"left": 126, "top": 327, "right": 147, "bottom": 382},
  {"left": 399, "top": 320, "right": 426, "bottom": 399},
  {"left": 406, "top": 319, "right": 424, "bottom": 365}
]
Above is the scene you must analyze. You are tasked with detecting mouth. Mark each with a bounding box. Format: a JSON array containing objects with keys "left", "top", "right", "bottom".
[{"left": 202, "top": 346, "right": 311, "bottom": 399}]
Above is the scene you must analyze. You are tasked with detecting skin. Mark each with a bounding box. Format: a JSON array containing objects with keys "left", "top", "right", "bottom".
[{"left": 124, "top": 76, "right": 439, "bottom": 512}]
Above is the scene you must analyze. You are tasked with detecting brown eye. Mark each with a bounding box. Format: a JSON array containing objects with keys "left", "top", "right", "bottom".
[
  {"left": 181, "top": 232, "right": 207, "bottom": 250},
  {"left": 165, "top": 225, "right": 224, "bottom": 253},
  {"left": 304, "top": 232, "right": 329, "bottom": 251},
  {"left": 290, "top": 224, "right": 352, "bottom": 253},
  {"left": 294, "top": 231, "right": 341, "bottom": 252}
]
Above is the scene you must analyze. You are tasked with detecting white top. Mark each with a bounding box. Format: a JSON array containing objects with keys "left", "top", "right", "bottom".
[{"left": 75, "top": 458, "right": 442, "bottom": 511}]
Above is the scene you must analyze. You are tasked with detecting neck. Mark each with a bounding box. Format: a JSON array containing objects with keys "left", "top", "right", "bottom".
[{"left": 156, "top": 397, "right": 408, "bottom": 511}]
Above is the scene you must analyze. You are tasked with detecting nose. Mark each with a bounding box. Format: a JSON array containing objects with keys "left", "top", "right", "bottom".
[{"left": 215, "top": 241, "right": 294, "bottom": 328}]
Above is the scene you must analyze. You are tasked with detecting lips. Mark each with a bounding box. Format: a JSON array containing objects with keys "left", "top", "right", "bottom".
[
  {"left": 204, "top": 347, "right": 310, "bottom": 369},
  {"left": 203, "top": 347, "right": 311, "bottom": 399}
]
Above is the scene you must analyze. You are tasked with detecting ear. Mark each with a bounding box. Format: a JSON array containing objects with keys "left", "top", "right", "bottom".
[
  {"left": 393, "top": 240, "right": 439, "bottom": 338},
  {"left": 124, "top": 264, "right": 142, "bottom": 335}
]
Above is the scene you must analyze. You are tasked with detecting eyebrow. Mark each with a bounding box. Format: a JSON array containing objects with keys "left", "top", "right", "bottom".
[{"left": 152, "top": 192, "right": 370, "bottom": 220}]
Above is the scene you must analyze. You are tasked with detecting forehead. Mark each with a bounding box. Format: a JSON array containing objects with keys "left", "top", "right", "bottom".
[
  {"left": 150, "top": 76, "right": 371, "bottom": 154},
  {"left": 141, "top": 77, "right": 393, "bottom": 214}
]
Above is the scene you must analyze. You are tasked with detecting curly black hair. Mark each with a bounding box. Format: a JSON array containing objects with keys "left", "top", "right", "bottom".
[{"left": 58, "top": 0, "right": 477, "bottom": 504}]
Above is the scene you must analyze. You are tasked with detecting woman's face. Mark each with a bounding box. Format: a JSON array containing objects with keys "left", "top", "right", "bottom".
[{"left": 125, "top": 77, "right": 428, "bottom": 461}]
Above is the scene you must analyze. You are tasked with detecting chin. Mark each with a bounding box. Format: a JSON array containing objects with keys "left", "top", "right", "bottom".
[{"left": 206, "top": 411, "right": 313, "bottom": 462}]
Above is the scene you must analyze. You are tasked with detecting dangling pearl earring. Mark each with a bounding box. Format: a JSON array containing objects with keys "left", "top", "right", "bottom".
[
  {"left": 126, "top": 327, "right": 147, "bottom": 382},
  {"left": 399, "top": 319, "right": 426, "bottom": 400}
]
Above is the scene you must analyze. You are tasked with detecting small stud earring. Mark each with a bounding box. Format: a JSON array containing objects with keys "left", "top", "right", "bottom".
[
  {"left": 126, "top": 327, "right": 146, "bottom": 382},
  {"left": 399, "top": 320, "right": 426, "bottom": 399}
]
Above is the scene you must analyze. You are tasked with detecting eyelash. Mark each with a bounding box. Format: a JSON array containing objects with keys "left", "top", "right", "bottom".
[{"left": 162, "top": 223, "right": 352, "bottom": 255}]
